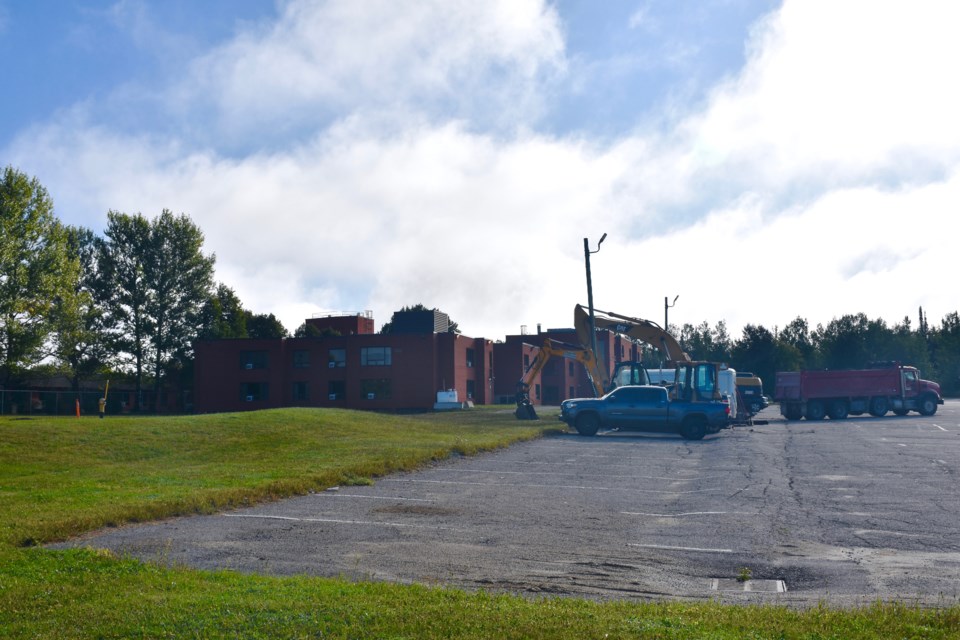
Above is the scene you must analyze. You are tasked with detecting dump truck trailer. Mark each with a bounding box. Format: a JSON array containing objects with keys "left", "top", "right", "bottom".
[{"left": 774, "top": 362, "right": 943, "bottom": 420}]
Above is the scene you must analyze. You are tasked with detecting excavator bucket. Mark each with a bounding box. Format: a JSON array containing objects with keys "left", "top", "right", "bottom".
[{"left": 515, "top": 402, "right": 539, "bottom": 420}]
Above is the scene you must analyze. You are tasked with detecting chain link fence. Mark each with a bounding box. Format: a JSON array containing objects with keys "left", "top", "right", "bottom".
[{"left": 0, "top": 389, "right": 181, "bottom": 416}]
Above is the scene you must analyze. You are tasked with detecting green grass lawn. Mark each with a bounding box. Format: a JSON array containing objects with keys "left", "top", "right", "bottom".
[{"left": 1, "top": 407, "right": 958, "bottom": 639}]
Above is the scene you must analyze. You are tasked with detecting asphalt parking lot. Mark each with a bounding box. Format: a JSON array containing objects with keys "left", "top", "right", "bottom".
[{"left": 60, "top": 400, "right": 960, "bottom": 606}]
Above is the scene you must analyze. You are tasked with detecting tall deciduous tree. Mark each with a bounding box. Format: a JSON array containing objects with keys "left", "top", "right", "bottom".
[
  {"left": 51, "top": 225, "right": 111, "bottom": 391},
  {"left": 144, "top": 210, "right": 215, "bottom": 407},
  {"left": 99, "top": 210, "right": 214, "bottom": 410},
  {"left": 98, "top": 211, "right": 152, "bottom": 406},
  {"left": 0, "top": 167, "right": 76, "bottom": 385}
]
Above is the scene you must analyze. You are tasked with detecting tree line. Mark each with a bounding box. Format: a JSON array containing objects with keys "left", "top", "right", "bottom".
[
  {"left": 662, "top": 310, "right": 960, "bottom": 396},
  {"left": 3, "top": 165, "right": 959, "bottom": 406}
]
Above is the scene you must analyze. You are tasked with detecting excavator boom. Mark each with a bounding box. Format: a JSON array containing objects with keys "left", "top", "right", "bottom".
[
  {"left": 515, "top": 338, "right": 607, "bottom": 420},
  {"left": 574, "top": 304, "right": 690, "bottom": 366}
]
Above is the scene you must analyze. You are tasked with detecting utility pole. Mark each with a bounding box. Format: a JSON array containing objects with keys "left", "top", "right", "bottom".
[
  {"left": 584, "top": 233, "right": 607, "bottom": 365},
  {"left": 665, "top": 295, "right": 679, "bottom": 331}
]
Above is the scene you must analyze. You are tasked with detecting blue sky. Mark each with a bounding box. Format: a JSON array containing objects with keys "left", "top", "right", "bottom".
[{"left": 2, "top": 0, "right": 958, "bottom": 340}]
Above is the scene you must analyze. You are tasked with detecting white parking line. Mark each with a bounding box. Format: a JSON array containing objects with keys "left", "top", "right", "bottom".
[
  {"left": 932, "top": 424, "right": 948, "bottom": 432},
  {"left": 319, "top": 494, "right": 436, "bottom": 502},
  {"left": 382, "top": 478, "right": 723, "bottom": 494},
  {"left": 621, "top": 511, "right": 754, "bottom": 517},
  {"left": 629, "top": 543, "right": 734, "bottom": 554},
  {"left": 429, "top": 468, "right": 723, "bottom": 482},
  {"left": 223, "top": 513, "right": 460, "bottom": 530}
]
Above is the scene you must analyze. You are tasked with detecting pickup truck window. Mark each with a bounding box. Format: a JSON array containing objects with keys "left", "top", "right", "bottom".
[{"left": 608, "top": 387, "right": 665, "bottom": 404}]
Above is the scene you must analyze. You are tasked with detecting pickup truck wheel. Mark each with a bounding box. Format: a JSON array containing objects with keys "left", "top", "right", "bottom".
[
  {"left": 575, "top": 414, "right": 600, "bottom": 436},
  {"left": 805, "top": 400, "right": 826, "bottom": 421},
  {"left": 828, "top": 400, "right": 849, "bottom": 420},
  {"left": 868, "top": 397, "right": 888, "bottom": 417},
  {"left": 680, "top": 417, "right": 707, "bottom": 440},
  {"left": 918, "top": 396, "right": 938, "bottom": 416}
]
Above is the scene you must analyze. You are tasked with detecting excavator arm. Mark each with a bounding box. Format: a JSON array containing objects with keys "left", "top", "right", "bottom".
[
  {"left": 574, "top": 304, "right": 690, "bottom": 366},
  {"left": 515, "top": 338, "right": 607, "bottom": 420}
]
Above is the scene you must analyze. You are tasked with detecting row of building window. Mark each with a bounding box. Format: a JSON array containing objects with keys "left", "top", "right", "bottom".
[
  {"left": 240, "top": 378, "right": 479, "bottom": 402},
  {"left": 241, "top": 346, "right": 488, "bottom": 371},
  {"left": 240, "top": 380, "right": 393, "bottom": 401},
  {"left": 242, "top": 348, "right": 387, "bottom": 370}
]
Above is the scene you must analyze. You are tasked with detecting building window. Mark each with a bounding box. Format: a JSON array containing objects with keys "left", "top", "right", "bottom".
[
  {"left": 292, "top": 381, "right": 309, "bottom": 401},
  {"left": 466, "top": 348, "right": 475, "bottom": 368},
  {"left": 466, "top": 380, "right": 475, "bottom": 400},
  {"left": 535, "top": 384, "right": 541, "bottom": 401},
  {"left": 361, "top": 347, "right": 392, "bottom": 366},
  {"left": 240, "top": 382, "right": 268, "bottom": 401},
  {"left": 293, "top": 350, "right": 310, "bottom": 368},
  {"left": 240, "top": 351, "right": 268, "bottom": 370},
  {"left": 523, "top": 354, "right": 530, "bottom": 368},
  {"left": 328, "top": 348, "right": 346, "bottom": 368},
  {"left": 569, "top": 386, "right": 575, "bottom": 398},
  {"left": 568, "top": 362, "right": 575, "bottom": 377},
  {"left": 360, "top": 378, "right": 392, "bottom": 399},
  {"left": 328, "top": 380, "right": 346, "bottom": 400}
]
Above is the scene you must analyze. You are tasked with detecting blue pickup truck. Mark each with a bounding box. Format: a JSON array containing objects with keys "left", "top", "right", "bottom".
[{"left": 558, "top": 385, "right": 731, "bottom": 439}]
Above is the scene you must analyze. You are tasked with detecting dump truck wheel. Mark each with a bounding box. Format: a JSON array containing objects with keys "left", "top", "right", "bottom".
[
  {"left": 869, "top": 397, "right": 888, "bottom": 417},
  {"left": 784, "top": 404, "right": 803, "bottom": 421},
  {"left": 918, "top": 396, "right": 938, "bottom": 416},
  {"left": 893, "top": 407, "right": 909, "bottom": 416},
  {"left": 828, "top": 400, "right": 849, "bottom": 420},
  {"left": 805, "top": 400, "right": 826, "bottom": 421}
]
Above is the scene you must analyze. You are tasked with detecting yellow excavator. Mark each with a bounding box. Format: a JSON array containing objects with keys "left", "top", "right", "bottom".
[
  {"left": 579, "top": 304, "right": 727, "bottom": 405},
  {"left": 515, "top": 305, "right": 724, "bottom": 420}
]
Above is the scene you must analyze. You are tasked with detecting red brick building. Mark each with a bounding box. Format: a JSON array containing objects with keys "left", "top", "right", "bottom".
[
  {"left": 194, "top": 312, "right": 495, "bottom": 413},
  {"left": 194, "top": 311, "right": 646, "bottom": 413}
]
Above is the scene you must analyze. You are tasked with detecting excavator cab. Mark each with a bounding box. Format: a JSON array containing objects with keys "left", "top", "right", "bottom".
[
  {"left": 609, "top": 361, "right": 649, "bottom": 390},
  {"left": 672, "top": 362, "right": 721, "bottom": 403}
]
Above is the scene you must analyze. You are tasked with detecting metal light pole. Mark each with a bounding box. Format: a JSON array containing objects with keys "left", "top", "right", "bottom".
[
  {"left": 665, "top": 295, "right": 679, "bottom": 331},
  {"left": 584, "top": 233, "right": 607, "bottom": 362}
]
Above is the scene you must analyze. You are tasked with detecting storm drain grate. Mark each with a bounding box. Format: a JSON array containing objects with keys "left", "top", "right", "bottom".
[{"left": 711, "top": 579, "right": 787, "bottom": 593}]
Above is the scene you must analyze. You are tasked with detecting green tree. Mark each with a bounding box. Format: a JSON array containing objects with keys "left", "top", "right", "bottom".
[
  {"left": 293, "top": 322, "right": 341, "bottom": 338},
  {"left": 928, "top": 312, "right": 960, "bottom": 396},
  {"left": 98, "top": 211, "right": 153, "bottom": 406},
  {"left": 198, "top": 283, "right": 248, "bottom": 340},
  {"left": 144, "top": 210, "right": 215, "bottom": 407},
  {"left": 247, "top": 313, "right": 288, "bottom": 339},
  {"left": 779, "top": 317, "right": 817, "bottom": 369},
  {"left": 0, "top": 167, "right": 76, "bottom": 385},
  {"left": 813, "top": 313, "right": 896, "bottom": 370},
  {"left": 51, "top": 226, "right": 111, "bottom": 391},
  {"left": 678, "top": 320, "right": 732, "bottom": 363},
  {"left": 731, "top": 324, "right": 801, "bottom": 394}
]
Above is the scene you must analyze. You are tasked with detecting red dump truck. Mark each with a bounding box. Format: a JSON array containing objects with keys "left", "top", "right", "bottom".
[{"left": 774, "top": 362, "right": 943, "bottom": 420}]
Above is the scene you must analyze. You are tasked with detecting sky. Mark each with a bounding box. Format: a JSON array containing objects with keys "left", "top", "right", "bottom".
[{"left": 2, "top": 0, "right": 958, "bottom": 341}]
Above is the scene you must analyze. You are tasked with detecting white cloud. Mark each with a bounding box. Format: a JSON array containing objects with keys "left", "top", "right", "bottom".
[
  {"left": 686, "top": 0, "right": 960, "bottom": 191},
  {"left": 6, "top": 0, "right": 960, "bottom": 341},
  {"left": 177, "top": 0, "right": 565, "bottom": 141}
]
